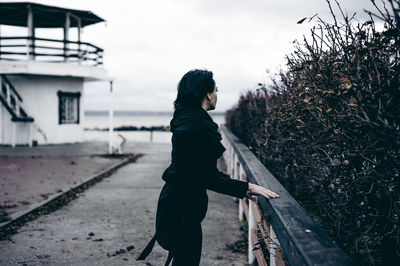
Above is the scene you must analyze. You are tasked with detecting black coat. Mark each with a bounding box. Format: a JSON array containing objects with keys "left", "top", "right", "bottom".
[
  {"left": 156, "top": 105, "right": 248, "bottom": 251},
  {"left": 137, "top": 105, "right": 248, "bottom": 261}
]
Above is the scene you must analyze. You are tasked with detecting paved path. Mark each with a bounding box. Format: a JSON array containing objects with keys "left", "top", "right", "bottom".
[
  {"left": 0, "top": 142, "right": 125, "bottom": 218},
  {"left": 0, "top": 142, "right": 248, "bottom": 265},
  {"left": 0, "top": 141, "right": 111, "bottom": 157},
  {"left": 0, "top": 155, "right": 123, "bottom": 218}
]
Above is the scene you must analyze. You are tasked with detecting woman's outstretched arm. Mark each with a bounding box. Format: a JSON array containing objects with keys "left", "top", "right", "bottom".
[{"left": 168, "top": 132, "right": 280, "bottom": 200}]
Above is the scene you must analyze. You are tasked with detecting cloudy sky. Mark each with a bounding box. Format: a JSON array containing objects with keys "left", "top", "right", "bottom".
[{"left": 1, "top": 0, "right": 379, "bottom": 112}]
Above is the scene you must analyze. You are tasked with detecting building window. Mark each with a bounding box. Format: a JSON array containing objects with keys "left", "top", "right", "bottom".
[{"left": 58, "top": 91, "right": 80, "bottom": 124}]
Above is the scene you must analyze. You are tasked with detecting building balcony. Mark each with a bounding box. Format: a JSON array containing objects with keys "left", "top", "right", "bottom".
[
  {"left": 0, "top": 2, "right": 107, "bottom": 81},
  {"left": 0, "top": 36, "right": 103, "bottom": 66}
]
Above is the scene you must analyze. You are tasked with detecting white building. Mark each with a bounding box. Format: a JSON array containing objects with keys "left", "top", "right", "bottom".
[{"left": 0, "top": 2, "right": 107, "bottom": 146}]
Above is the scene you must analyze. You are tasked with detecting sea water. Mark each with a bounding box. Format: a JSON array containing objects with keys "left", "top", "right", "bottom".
[{"left": 83, "top": 111, "right": 226, "bottom": 143}]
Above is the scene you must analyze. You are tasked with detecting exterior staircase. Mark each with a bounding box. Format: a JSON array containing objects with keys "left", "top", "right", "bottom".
[
  {"left": 0, "top": 75, "right": 34, "bottom": 123},
  {"left": 0, "top": 74, "right": 40, "bottom": 146}
]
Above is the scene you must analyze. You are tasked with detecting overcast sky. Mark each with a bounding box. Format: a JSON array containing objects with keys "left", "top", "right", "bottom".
[{"left": 1, "top": 0, "right": 379, "bottom": 112}]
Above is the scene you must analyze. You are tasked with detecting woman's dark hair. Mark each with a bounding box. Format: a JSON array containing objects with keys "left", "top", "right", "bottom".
[{"left": 174, "top": 69, "right": 215, "bottom": 109}]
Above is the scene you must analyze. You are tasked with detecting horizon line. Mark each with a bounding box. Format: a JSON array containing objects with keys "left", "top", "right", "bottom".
[{"left": 84, "top": 110, "right": 227, "bottom": 115}]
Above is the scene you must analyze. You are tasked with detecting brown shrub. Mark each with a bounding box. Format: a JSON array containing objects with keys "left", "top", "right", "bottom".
[{"left": 226, "top": 1, "right": 400, "bottom": 265}]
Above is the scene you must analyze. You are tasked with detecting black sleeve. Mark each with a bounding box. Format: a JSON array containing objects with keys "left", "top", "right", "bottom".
[
  {"left": 171, "top": 132, "right": 248, "bottom": 199},
  {"left": 206, "top": 168, "right": 249, "bottom": 198}
]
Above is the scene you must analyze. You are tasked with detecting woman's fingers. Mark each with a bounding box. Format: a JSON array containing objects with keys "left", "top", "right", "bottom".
[
  {"left": 250, "top": 184, "right": 280, "bottom": 199},
  {"left": 260, "top": 189, "right": 272, "bottom": 199},
  {"left": 265, "top": 188, "right": 280, "bottom": 198}
]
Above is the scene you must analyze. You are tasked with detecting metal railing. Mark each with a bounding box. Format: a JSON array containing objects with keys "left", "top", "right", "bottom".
[
  {"left": 0, "top": 36, "right": 103, "bottom": 66},
  {"left": 220, "top": 125, "right": 352, "bottom": 266}
]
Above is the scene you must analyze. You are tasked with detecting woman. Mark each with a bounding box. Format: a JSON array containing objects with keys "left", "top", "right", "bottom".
[{"left": 137, "top": 69, "right": 280, "bottom": 266}]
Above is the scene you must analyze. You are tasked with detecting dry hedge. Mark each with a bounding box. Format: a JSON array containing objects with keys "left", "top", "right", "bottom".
[{"left": 226, "top": 1, "right": 400, "bottom": 265}]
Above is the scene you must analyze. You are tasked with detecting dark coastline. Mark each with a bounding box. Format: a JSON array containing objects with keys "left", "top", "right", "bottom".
[
  {"left": 84, "top": 110, "right": 226, "bottom": 132},
  {"left": 84, "top": 125, "right": 170, "bottom": 132}
]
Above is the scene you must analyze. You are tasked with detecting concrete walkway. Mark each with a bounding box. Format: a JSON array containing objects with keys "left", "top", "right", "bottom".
[
  {"left": 0, "top": 142, "right": 126, "bottom": 218},
  {"left": 0, "top": 142, "right": 248, "bottom": 265},
  {"left": 0, "top": 156, "right": 125, "bottom": 219}
]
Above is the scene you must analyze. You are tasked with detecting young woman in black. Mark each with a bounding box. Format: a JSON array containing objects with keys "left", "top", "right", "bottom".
[{"left": 138, "top": 69, "right": 280, "bottom": 266}]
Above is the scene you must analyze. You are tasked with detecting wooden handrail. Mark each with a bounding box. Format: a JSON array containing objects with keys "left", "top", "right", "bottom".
[{"left": 220, "top": 124, "right": 352, "bottom": 265}]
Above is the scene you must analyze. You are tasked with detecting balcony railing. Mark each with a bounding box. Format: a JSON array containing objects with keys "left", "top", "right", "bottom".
[{"left": 0, "top": 36, "right": 103, "bottom": 66}]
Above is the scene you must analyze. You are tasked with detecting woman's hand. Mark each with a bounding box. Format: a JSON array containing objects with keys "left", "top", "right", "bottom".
[{"left": 245, "top": 183, "right": 280, "bottom": 202}]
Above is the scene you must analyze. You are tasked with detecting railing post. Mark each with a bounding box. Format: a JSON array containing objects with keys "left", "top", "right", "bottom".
[
  {"left": 108, "top": 80, "right": 114, "bottom": 154},
  {"left": 248, "top": 200, "right": 256, "bottom": 265},
  {"left": 239, "top": 164, "right": 245, "bottom": 222},
  {"left": 77, "top": 17, "right": 82, "bottom": 64},
  {"left": 238, "top": 196, "right": 244, "bottom": 222},
  {"left": 233, "top": 155, "right": 236, "bottom": 179},
  {"left": 5, "top": 83, "right": 11, "bottom": 105},
  {"left": 12, "top": 122, "right": 16, "bottom": 148},
  {"left": 27, "top": 4, "right": 35, "bottom": 60},
  {"left": 28, "top": 123, "right": 32, "bottom": 147},
  {"left": 78, "top": 41, "right": 82, "bottom": 64},
  {"left": 230, "top": 152, "right": 234, "bottom": 179},
  {"left": 225, "top": 145, "right": 230, "bottom": 175},
  {"left": 15, "top": 100, "right": 20, "bottom": 116},
  {"left": 236, "top": 161, "right": 240, "bottom": 180},
  {"left": 270, "top": 225, "right": 280, "bottom": 266},
  {"left": 230, "top": 146, "right": 233, "bottom": 170},
  {"left": 64, "top": 12, "right": 71, "bottom": 62},
  {"left": 97, "top": 50, "right": 102, "bottom": 66}
]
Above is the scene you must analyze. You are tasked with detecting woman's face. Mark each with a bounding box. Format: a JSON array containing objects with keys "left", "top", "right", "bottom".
[{"left": 207, "top": 85, "right": 218, "bottom": 110}]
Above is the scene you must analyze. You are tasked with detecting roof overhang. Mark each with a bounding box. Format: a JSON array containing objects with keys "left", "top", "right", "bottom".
[{"left": 0, "top": 2, "right": 105, "bottom": 28}]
